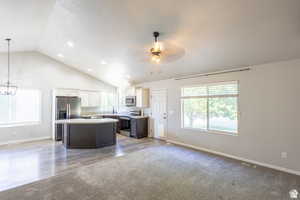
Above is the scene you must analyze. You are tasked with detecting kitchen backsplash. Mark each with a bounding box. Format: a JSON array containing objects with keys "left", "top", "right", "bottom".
[
  {"left": 81, "top": 106, "right": 102, "bottom": 115},
  {"left": 82, "top": 106, "right": 143, "bottom": 115}
]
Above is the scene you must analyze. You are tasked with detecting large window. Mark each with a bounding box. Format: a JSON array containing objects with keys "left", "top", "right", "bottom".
[
  {"left": 181, "top": 81, "right": 238, "bottom": 134},
  {"left": 0, "top": 89, "right": 41, "bottom": 126}
]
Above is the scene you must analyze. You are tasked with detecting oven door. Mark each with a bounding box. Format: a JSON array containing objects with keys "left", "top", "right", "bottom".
[
  {"left": 119, "top": 117, "right": 131, "bottom": 137},
  {"left": 119, "top": 117, "right": 131, "bottom": 130}
]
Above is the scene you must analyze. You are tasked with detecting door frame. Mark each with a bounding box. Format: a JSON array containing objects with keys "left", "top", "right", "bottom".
[{"left": 150, "top": 89, "right": 168, "bottom": 140}]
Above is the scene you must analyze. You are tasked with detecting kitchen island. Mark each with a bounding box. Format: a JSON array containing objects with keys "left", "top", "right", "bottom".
[
  {"left": 55, "top": 118, "right": 118, "bottom": 149},
  {"left": 81, "top": 114, "right": 149, "bottom": 139},
  {"left": 101, "top": 115, "right": 149, "bottom": 138}
]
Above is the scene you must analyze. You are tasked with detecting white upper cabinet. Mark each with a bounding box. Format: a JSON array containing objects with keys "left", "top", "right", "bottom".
[
  {"left": 79, "top": 91, "right": 100, "bottom": 107},
  {"left": 136, "top": 88, "right": 149, "bottom": 108},
  {"left": 88, "top": 92, "right": 100, "bottom": 107},
  {"left": 55, "top": 89, "right": 102, "bottom": 107},
  {"left": 79, "top": 92, "right": 89, "bottom": 107},
  {"left": 55, "top": 89, "right": 79, "bottom": 97}
]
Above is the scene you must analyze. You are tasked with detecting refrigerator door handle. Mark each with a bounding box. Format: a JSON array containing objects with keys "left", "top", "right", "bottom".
[
  {"left": 68, "top": 104, "right": 71, "bottom": 119},
  {"left": 67, "top": 104, "right": 70, "bottom": 119},
  {"left": 66, "top": 104, "right": 68, "bottom": 119}
]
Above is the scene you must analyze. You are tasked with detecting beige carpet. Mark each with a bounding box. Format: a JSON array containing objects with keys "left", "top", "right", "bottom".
[{"left": 0, "top": 144, "right": 299, "bottom": 200}]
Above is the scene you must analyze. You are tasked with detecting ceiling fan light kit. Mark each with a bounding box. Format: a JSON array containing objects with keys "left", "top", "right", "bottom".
[
  {"left": 0, "top": 38, "right": 18, "bottom": 95},
  {"left": 150, "top": 31, "right": 162, "bottom": 63}
]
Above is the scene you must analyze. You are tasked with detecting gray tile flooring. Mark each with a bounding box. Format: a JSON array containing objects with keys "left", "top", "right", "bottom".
[{"left": 0, "top": 135, "right": 161, "bottom": 192}]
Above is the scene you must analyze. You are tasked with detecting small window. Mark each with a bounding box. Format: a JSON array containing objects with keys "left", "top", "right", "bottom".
[
  {"left": 181, "top": 81, "right": 238, "bottom": 134},
  {"left": 0, "top": 89, "right": 41, "bottom": 127}
]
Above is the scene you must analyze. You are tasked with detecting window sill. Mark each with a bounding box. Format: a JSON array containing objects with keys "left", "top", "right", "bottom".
[
  {"left": 181, "top": 127, "right": 238, "bottom": 136},
  {"left": 0, "top": 122, "right": 41, "bottom": 128}
]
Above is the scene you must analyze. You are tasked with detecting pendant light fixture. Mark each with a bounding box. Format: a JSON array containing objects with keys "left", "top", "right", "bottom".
[
  {"left": 0, "top": 38, "right": 17, "bottom": 95},
  {"left": 150, "top": 32, "right": 162, "bottom": 63}
]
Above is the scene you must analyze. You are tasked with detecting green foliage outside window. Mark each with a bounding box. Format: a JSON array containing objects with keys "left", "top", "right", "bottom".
[{"left": 182, "top": 82, "right": 238, "bottom": 133}]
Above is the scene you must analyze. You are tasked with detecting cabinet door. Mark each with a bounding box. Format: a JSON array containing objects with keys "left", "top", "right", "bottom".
[
  {"left": 79, "top": 92, "right": 89, "bottom": 107},
  {"left": 79, "top": 91, "right": 100, "bottom": 107},
  {"left": 130, "top": 119, "right": 137, "bottom": 137},
  {"left": 136, "top": 88, "right": 142, "bottom": 107},
  {"left": 130, "top": 118, "right": 148, "bottom": 138},
  {"left": 88, "top": 92, "right": 100, "bottom": 107},
  {"left": 136, "top": 88, "right": 149, "bottom": 108},
  {"left": 142, "top": 88, "right": 149, "bottom": 107}
]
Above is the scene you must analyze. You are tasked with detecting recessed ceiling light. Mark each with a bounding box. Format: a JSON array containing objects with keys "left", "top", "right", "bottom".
[
  {"left": 57, "top": 54, "right": 64, "bottom": 58},
  {"left": 67, "top": 41, "right": 74, "bottom": 48},
  {"left": 101, "top": 60, "right": 107, "bottom": 65},
  {"left": 87, "top": 68, "right": 92, "bottom": 72}
]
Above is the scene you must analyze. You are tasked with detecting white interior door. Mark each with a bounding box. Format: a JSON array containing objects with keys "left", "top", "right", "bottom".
[{"left": 151, "top": 89, "right": 167, "bottom": 139}]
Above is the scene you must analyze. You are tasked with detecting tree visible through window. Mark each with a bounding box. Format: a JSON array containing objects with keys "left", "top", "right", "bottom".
[{"left": 181, "top": 81, "right": 238, "bottom": 134}]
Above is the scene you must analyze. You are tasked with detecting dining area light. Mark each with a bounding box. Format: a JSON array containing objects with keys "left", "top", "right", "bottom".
[{"left": 0, "top": 39, "right": 18, "bottom": 95}]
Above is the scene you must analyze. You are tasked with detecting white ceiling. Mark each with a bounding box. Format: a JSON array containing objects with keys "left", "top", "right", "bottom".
[
  {"left": 1, "top": 0, "right": 300, "bottom": 86},
  {"left": 0, "top": 0, "right": 55, "bottom": 51}
]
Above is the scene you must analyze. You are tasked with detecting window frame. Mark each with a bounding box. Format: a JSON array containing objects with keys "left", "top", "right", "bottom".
[
  {"left": 180, "top": 81, "right": 239, "bottom": 136},
  {"left": 0, "top": 89, "right": 42, "bottom": 128}
]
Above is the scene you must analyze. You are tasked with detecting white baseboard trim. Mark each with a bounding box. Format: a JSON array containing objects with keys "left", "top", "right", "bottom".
[
  {"left": 0, "top": 136, "right": 52, "bottom": 146},
  {"left": 153, "top": 136, "right": 167, "bottom": 141},
  {"left": 167, "top": 139, "right": 300, "bottom": 176}
]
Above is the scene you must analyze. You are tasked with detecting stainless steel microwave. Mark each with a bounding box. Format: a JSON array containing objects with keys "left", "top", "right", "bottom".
[{"left": 125, "top": 96, "right": 136, "bottom": 107}]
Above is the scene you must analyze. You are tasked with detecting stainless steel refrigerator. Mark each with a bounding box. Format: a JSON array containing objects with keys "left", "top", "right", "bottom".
[{"left": 55, "top": 96, "right": 81, "bottom": 141}]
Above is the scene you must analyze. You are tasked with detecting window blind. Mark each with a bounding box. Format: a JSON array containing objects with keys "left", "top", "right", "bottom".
[
  {"left": 182, "top": 81, "right": 238, "bottom": 97},
  {"left": 208, "top": 82, "right": 238, "bottom": 96}
]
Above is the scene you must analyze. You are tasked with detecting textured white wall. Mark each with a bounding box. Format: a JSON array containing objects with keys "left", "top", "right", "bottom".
[
  {"left": 0, "top": 51, "right": 116, "bottom": 144},
  {"left": 137, "top": 59, "right": 300, "bottom": 172}
]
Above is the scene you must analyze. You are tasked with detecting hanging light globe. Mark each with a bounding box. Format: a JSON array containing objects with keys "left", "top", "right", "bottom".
[{"left": 0, "top": 39, "right": 17, "bottom": 95}]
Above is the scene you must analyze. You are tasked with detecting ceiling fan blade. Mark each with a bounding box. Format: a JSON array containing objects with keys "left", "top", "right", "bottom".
[
  {"left": 126, "top": 40, "right": 185, "bottom": 64},
  {"left": 158, "top": 41, "right": 185, "bottom": 63}
]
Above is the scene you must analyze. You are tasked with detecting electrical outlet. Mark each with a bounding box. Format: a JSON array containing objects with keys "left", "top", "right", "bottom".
[
  {"left": 289, "top": 189, "right": 298, "bottom": 199},
  {"left": 281, "top": 152, "right": 287, "bottom": 159}
]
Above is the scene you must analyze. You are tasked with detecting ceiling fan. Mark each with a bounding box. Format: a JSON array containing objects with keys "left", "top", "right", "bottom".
[
  {"left": 148, "top": 31, "right": 185, "bottom": 64},
  {"left": 128, "top": 32, "right": 185, "bottom": 65}
]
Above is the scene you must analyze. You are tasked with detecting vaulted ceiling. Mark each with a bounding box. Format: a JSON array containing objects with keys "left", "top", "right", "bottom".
[{"left": 1, "top": 0, "right": 300, "bottom": 86}]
